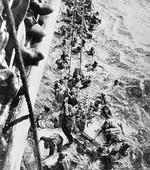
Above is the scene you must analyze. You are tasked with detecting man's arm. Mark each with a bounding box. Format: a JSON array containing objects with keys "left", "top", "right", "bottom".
[
  {"left": 94, "top": 128, "right": 103, "bottom": 139},
  {"left": 118, "top": 123, "right": 124, "bottom": 135},
  {"left": 94, "top": 121, "right": 107, "bottom": 139}
]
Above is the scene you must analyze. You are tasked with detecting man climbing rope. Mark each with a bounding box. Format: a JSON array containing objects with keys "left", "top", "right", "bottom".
[
  {"left": 68, "top": 87, "right": 78, "bottom": 106},
  {"left": 55, "top": 79, "right": 67, "bottom": 106},
  {"left": 55, "top": 50, "right": 68, "bottom": 70},
  {"left": 59, "top": 97, "right": 74, "bottom": 145}
]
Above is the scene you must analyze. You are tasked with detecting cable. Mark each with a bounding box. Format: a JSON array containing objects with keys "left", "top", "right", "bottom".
[
  {"left": 2, "top": 0, "right": 42, "bottom": 170},
  {"left": 68, "top": 0, "right": 77, "bottom": 77},
  {"left": 79, "top": 0, "right": 85, "bottom": 71}
]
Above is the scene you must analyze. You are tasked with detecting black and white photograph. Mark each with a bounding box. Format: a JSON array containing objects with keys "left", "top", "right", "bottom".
[{"left": 0, "top": 0, "right": 150, "bottom": 169}]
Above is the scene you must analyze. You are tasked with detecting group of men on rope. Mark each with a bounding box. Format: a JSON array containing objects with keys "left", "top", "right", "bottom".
[
  {"left": 34, "top": 0, "right": 132, "bottom": 170},
  {"left": 1, "top": 0, "right": 148, "bottom": 169},
  {"left": 0, "top": 0, "right": 133, "bottom": 169}
]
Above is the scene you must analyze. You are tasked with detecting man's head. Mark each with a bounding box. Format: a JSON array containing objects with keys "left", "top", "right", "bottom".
[
  {"left": 101, "top": 105, "right": 112, "bottom": 119},
  {"left": 44, "top": 106, "right": 50, "bottom": 112},
  {"left": 59, "top": 79, "right": 64, "bottom": 85},
  {"left": 71, "top": 87, "right": 76, "bottom": 95}
]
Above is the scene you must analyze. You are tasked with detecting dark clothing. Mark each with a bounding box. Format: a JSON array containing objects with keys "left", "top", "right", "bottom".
[
  {"left": 56, "top": 59, "right": 65, "bottom": 69},
  {"left": 68, "top": 95, "right": 78, "bottom": 106},
  {"left": 40, "top": 135, "right": 63, "bottom": 156},
  {"left": 67, "top": 78, "right": 77, "bottom": 89},
  {"left": 73, "top": 68, "right": 84, "bottom": 81},
  {"left": 62, "top": 124, "right": 73, "bottom": 144},
  {"left": 61, "top": 113, "right": 73, "bottom": 144},
  {"left": 100, "top": 155, "right": 114, "bottom": 170},
  {"left": 43, "top": 162, "right": 64, "bottom": 170},
  {"left": 80, "top": 78, "right": 91, "bottom": 89},
  {"left": 76, "top": 119, "right": 86, "bottom": 132},
  {"left": 66, "top": 8, "right": 72, "bottom": 17},
  {"left": 41, "top": 137, "right": 55, "bottom": 156},
  {"left": 54, "top": 162, "right": 64, "bottom": 170}
]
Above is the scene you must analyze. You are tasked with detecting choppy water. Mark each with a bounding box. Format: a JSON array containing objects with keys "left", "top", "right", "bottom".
[{"left": 33, "top": 0, "right": 150, "bottom": 169}]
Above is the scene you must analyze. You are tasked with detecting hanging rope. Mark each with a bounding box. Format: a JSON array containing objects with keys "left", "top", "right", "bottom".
[
  {"left": 9, "top": 49, "right": 15, "bottom": 70},
  {"left": 2, "top": 0, "right": 42, "bottom": 170},
  {"left": 68, "top": 0, "right": 77, "bottom": 77},
  {"left": 79, "top": 0, "right": 85, "bottom": 71}
]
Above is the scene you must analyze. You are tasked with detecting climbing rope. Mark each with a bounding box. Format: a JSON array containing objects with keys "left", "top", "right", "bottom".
[
  {"left": 68, "top": 0, "right": 86, "bottom": 76},
  {"left": 2, "top": 0, "right": 42, "bottom": 170},
  {"left": 65, "top": 0, "right": 86, "bottom": 97},
  {"left": 9, "top": 49, "right": 15, "bottom": 70},
  {"left": 68, "top": 0, "right": 77, "bottom": 77},
  {"left": 79, "top": 0, "right": 85, "bottom": 71}
]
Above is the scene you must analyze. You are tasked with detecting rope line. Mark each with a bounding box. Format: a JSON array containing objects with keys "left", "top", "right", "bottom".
[
  {"left": 2, "top": 0, "right": 42, "bottom": 170},
  {"left": 68, "top": 0, "right": 77, "bottom": 77},
  {"left": 79, "top": 0, "right": 85, "bottom": 71}
]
